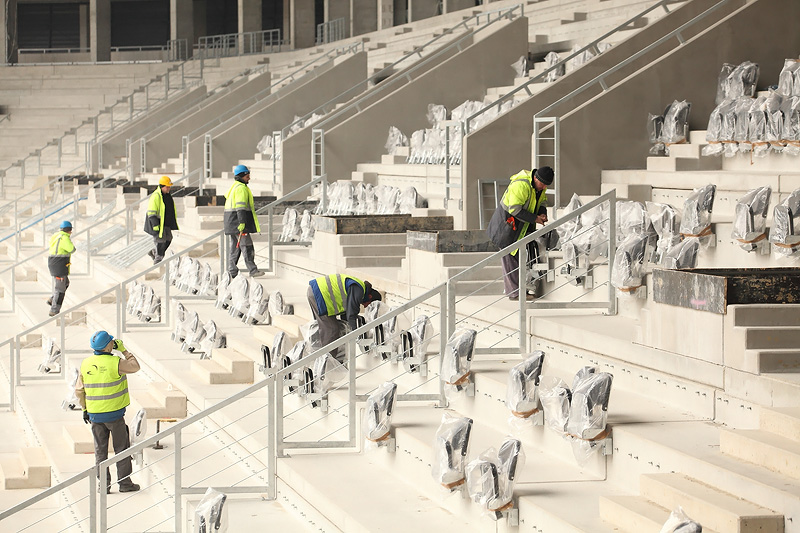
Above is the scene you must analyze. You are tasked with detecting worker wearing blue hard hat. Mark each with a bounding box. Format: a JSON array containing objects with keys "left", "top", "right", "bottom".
[
  {"left": 75, "top": 330, "right": 141, "bottom": 494},
  {"left": 46, "top": 221, "right": 76, "bottom": 316},
  {"left": 223, "top": 164, "right": 263, "bottom": 278}
]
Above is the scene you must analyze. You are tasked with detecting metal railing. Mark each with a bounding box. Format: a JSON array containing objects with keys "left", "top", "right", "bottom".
[
  {"left": 316, "top": 17, "right": 347, "bottom": 45},
  {"left": 532, "top": 0, "right": 732, "bottom": 209},
  {"left": 197, "top": 29, "right": 282, "bottom": 59},
  {"left": 18, "top": 47, "right": 90, "bottom": 54},
  {"left": 309, "top": 3, "right": 524, "bottom": 183}
]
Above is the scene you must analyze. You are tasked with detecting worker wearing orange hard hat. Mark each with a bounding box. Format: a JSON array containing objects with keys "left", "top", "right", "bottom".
[{"left": 144, "top": 176, "right": 179, "bottom": 264}]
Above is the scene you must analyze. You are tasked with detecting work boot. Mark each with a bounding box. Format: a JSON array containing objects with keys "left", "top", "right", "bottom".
[
  {"left": 147, "top": 249, "right": 156, "bottom": 260},
  {"left": 508, "top": 292, "right": 535, "bottom": 302},
  {"left": 250, "top": 270, "right": 265, "bottom": 278},
  {"left": 49, "top": 311, "right": 57, "bottom": 317},
  {"left": 119, "top": 482, "right": 140, "bottom": 493},
  {"left": 46, "top": 298, "right": 52, "bottom": 306}
]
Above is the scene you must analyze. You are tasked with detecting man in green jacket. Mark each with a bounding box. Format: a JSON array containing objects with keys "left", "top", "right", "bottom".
[
  {"left": 47, "top": 220, "right": 76, "bottom": 316},
  {"left": 224, "top": 165, "right": 263, "bottom": 278},
  {"left": 75, "top": 330, "right": 141, "bottom": 494},
  {"left": 144, "top": 176, "right": 179, "bottom": 264},
  {"left": 487, "top": 166, "right": 553, "bottom": 301}
]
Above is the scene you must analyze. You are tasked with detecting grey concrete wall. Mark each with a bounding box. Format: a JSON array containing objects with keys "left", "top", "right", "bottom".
[
  {"left": 326, "top": 0, "right": 350, "bottom": 38},
  {"left": 409, "top": 0, "right": 438, "bottom": 22},
  {"left": 145, "top": 71, "right": 276, "bottom": 170},
  {"left": 188, "top": 52, "right": 368, "bottom": 177},
  {"left": 378, "top": 0, "right": 393, "bottom": 30},
  {"left": 287, "top": 16, "right": 527, "bottom": 191},
  {"left": 90, "top": 0, "right": 111, "bottom": 63},
  {"left": 462, "top": 0, "right": 744, "bottom": 229},
  {"left": 239, "top": 0, "right": 262, "bottom": 34},
  {"left": 281, "top": 31, "right": 473, "bottom": 191},
  {"left": 97, "top": 85, "right": 207, "bottom": 169},
  {"left": 171, "top": 0, "right": 194, "bottom": 49},
  {"left": 291, "top": 0, "right": 315, "bottom": 49},
  {"left": 352, "top": 0, "right": 378, "bottom": 36},
  {"left": 556, "top": 0, "right": 800, "bottom": 207},
  {"left": 443, "top": 0, "right": 474, "bottom": 14}
]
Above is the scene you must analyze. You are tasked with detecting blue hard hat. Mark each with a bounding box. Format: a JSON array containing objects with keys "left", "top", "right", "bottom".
[
  {"left": 233, "top": 164, "right": 250, "bottom": 177},
  {"left": 60, "top": 220, "right": 72, "bottom": 230},
  {"left": 90, "top": 330, "right": 114, "bottom": 351}
]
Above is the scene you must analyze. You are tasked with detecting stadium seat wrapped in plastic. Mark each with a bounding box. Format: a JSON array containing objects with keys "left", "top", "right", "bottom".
[
  {"left": 732, "top": 186, "right": 772, "bottom": 251},
  {"left": 431, "top": 412, "right": 473, "bottom": 491},
  {"left": 363, "top": 381, "right": 398, "bottom": 443},
  {"left": 441, "top": 328, "right": 477, "bottom": 391},
  {"left": 506, "top": 351, "right": 544, "bottom": 418}
]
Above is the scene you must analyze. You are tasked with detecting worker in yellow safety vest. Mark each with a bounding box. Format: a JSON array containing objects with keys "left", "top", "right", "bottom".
[
  {"left": 47, "top": 220, "right": 76, "bottom": 316},
  {"left": 307, "top": 274, "right": 382, "bottom": 363},
  {"left": 224, "top": 164, "right": 263, "bottom": 278},
  {"left": 486, "top": 167, "right": 554, "bottom": 301},
  {"left": 144, "top": 175, "right": 179, "bottom": 264},
  {"left": 75, "top": 330, "right": 141, "bottom": 494}
]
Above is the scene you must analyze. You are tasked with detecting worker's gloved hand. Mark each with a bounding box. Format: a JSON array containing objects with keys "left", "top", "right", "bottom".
[
  {"left": 152, "top": 226, "right": 159, "bottom": 232},
  {"left": 237, "top": 223, "right": 245, "bottom": 233},
  {"left": 114, "top": 339, "right": 126, "bottom": 352},
  {"left": 83, "top": 410, "right": 90, "bottom": 424}
]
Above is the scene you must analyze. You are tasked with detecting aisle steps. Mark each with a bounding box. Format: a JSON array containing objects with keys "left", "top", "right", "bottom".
[
  {"left": 0, "top": 448, "right": 51, "bottom": 489},
  {"left": 191, "top": 347, "right": 255, "bottom": 384}
]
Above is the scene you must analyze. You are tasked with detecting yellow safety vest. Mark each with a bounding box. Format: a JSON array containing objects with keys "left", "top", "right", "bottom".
[
  {"left": 315, "top": 274, "right": 365, "bottom": 316},
  {"left": 500, "top": 170, "right": 547, "bottom": 256},
  {"left": 224, "top": 181, "right": 260, "bottom": 233},
  {"left": 80, "top": 354, "right": 130, "bottom": 414},
  {"left": 48, "top": 230, "right": 75, "bottom": 275},
  {"left": 146, "top": 187, "right": 178, "bottom": 238}
]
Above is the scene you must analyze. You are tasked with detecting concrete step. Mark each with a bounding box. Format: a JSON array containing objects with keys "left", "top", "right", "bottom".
[
  {"left": 440, "top": 252, "right": 495, "bottom": 267},
  {"left": 760, "top": 406, "right": 800, "bottom": 442},
  {"left": 339, "top": 233, "right": 406, "bottom": 245},
  {"left": 343, "top": 256, "right": 404, "bottom": 268},
  {"left": 599, "top": 494, "right": 721, "bottom": 533},
  {"left": 271, "top": 313, "right": 308, "bottom": 340},
  {"left": 745, "top": 327, "right": 800, "bottom": 350},
  {"left": 646, "top": 155, "right": 723, "bottom": 172},
  {"left": 190, "top": 347, "right": 255, "bottom": 385},
  {"left": 63, "top": 424, "right": 115, "bottom": 455},
  {"left": 749, "top": 349, "right": 800, "bottom": 373},
  {"left": 721, "top": 428, "right": 800, "bottom": 481},
  {"left": 734, "top": 305, "right": 800, "bottom": 327},
  {"left": 253, "top": 323, "right": 299, "bottom": 348},
  {"left": 0, "top": 447, "right": 51, "bottom": 489},
  {"left": 132, "top": 382, "right": 188, "bottom": 419},
  {"left": 639, "top": 472, "right": 783, "bottom": 533},
  {"left": 341, "top": 244, "right": 406, "bottom": 257}
]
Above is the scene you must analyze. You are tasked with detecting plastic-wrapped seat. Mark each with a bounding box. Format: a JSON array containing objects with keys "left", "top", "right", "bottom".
[
  {"left": 310, "top": 352, "right": 347, "bottom": 407},
  {"left": 244, "top": 282, "right": 269, "bottom": 325},
  {"left": 362, "top": 301, "right": 401, "bottom": 360},
  {"left": 566, "top": 371, "right": 613, "bottom": 440},
  {"left": 180, "top": 311, "right": 203, "bottom": 352},
  {"left": 466, "top": 438, "right": 524, "bottom": 519},
  {"left": 38, "top": 337, "right": 62, "bottom": 374},
  {"left": 539, "top": 376, "right": 571, "bottom": 433},
  {"left": 279, "top": 208, "right": 302, "bottom": 242},
  {"left": 441, "top": 329, "right": 477, "bottom": 392},
  {"left": 646, "top": 202, "right": 681, "bottom": 265},
  {"left": 199, "top": 320, "right": 226, "bottom": 357},
  {"left": 175, "top": 256, "right": 196, "bottom": 293},
  {"left": 680, "top": 184, "right": 716, "bottom": 239},
  {"left": 61, "top": 367, "right": 81, "bottom": 410},
  {"left": 126, "top": 282, "right": 144, "bottom": 317},
  {"left": 611, "top": 233, "right": 650, "bottom": 292},
  {"left": 616, "top": 201, "right": 651, "bottom": 242},
  {"left": 281, "top": 341, "right": 307, "bottom": 394},
  {"left": 198, "top": 263, "right": 218, "bottom": 298},
  {"left": 431, "top": 412, "right": 473, "bottom": 491},
  {"left": 194, "top": 487, "right": 228, "bottom": 533},
  {"left": 268, "top": 291, "right": 293, "bottom": 322},
  {"left": 138, "top": 286, "right": 161, "bottom": 323},
  {"left": 300, "top": 210, "right": 315, "bottom": 241},
  {"left": 363, "top": 381, "right": 398, "bottom": 443},
  {"left": 664, "top": 238, "right": 700, "bottom": 269},
  {"left": 769, "top": 188, "right": 800, "bottom": 256},
  {"left": 227, "top": 275, "right": 250, "bottom": 318},
  {"left": 215, "top": 272, "right": 232, "bottom": 310},
  {"left": 171, "top": 302, "right": 190, "bottom": 343},
  {"left": 400, "top": 315, "right": 433, "bottom": 374},
  {"left": 506, "top": 352, "right": 545, "bottom": 419},
  {"left": 732, "top": 186, "right": 772, "bottom": 251},
  {"left": 130, "top": 408, "right": 147, "bottom": 445}
]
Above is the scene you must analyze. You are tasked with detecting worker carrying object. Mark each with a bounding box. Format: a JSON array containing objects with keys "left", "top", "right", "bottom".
[
  {"left": 47, "top": 220, "right": 76, "bottom": 317},
  {"left": 224, "top": 165, "right": 263, "bottom": 278},
  {"left": 75, "top": 330, "right": 141, "bottom": 494},
  {"left": 144, "top": 176, "right": 179, "bottom": 264}
]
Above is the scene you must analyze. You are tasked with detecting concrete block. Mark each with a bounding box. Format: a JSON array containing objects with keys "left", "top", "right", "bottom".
[
  {"left": 599, "top": 495, "right": 676, "bottom": 533},
  {"left": 271, "top": 314, "right": 308, "bottom": 340},
  {"left": 134, "top": 382, "right": 187, "bottom": 419},
  {"left": 63, "top": 424, "right": 113, "bottom": 454},
  {"left": 0, "top": 448, "right": 51, "bottom": 489},
  {"left": 191, "top": 348, "right": 254, "bottom": 384},
  {"left": 253, "top": 324, "right": 297, "bottom": 348},
  {"left": 760, "top": 406, "right": 800, "bottom": 442},
  {"left": 721, "top": 428, "right": 800, "bottom": 482}
]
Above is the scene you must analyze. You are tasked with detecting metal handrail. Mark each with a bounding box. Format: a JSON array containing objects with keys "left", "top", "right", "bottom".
[
  {"left": 281, "top": 3, "right": 523, "bottom": 139},
  {"left": 197, "top": 28, "right": 282, "bottom": 59},
  {"left": 316, "top": 17, "right": 346, "bottom": 45},
  {"left": 463, "top": 0, "right": 690, "bottom": 135}
]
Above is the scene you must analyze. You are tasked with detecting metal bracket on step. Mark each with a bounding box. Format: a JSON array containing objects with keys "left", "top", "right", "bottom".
[
  {"left": 464, "top": 381, "right": 475, "bottom": 397},
  {"left": 507, "top": 506, "right": 520, "bottom": 527},
  {"left": 599, "top": 433, "right": 613, "bottom": 456},
  {"left": 309, "top": 393, "right": 328, "bottom": 413}
]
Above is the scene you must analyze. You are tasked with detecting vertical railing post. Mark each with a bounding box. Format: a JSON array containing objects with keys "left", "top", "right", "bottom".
[
  {"left": 219, "top": 232, "right": 226, "bottom": 280},
  {"left": 89, "top": 474, "right": 97, "bottom": 533},
  {"left": 9, "top": 341, "right": 16, "bottom": 412},
  {"left": 348, "top": 337, "right": 356, "bottom": 446},
  {"left": 267, "top": 207, "right": 274, "bottom": 273},
  {"left": 174, "top": 429, "right": 182, "bottom": 533},
  {"left": 267, "top": 376, "right": 277, "bottom": 499},
  {"left": 99, "top": 463, "right": 108, "bottom": 532},
  {"left": 519, "top": 243, "right": 528, "bottom": 354},
  {"left": 117, "top": 284, "right": 125, "bottom": 335},
  {"left": 164, "top": 259, "right": 171, "bottom": 327},
  {"left": 607, "top": 194, "right": 617, "bottom": 316},
  {"left": 438, "top": 287, "right": 447, "bottom": 406}
]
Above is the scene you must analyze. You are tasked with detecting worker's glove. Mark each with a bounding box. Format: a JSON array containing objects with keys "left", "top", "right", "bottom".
[
  {"left": 114, "top": 339, "right": 127, "bottom": 352},
  {"left": 237, "top": 223, "right": 246, "bottom": 233},
  {"left": 152, "top": 225, "right": 160, "bottom": 232},
  {"left": 83, "top": 410, "right": 90, "bottom": 424}
]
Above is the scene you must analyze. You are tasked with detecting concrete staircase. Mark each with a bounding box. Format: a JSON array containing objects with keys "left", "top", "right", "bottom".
[{"left": 0, "top": 448, "right": 51, "bottom": 489}]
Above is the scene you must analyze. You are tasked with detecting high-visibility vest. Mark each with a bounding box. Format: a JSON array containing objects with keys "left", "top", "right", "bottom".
[
  {"left": 314, "top": 274, "right": 365, "bottom": 316},
  {"left": 80, "top": 354, "right": 130, "bottom": 414},
  {"left": 224, "top": 181, "right": 260, "bottom": 233},
  {"left": 145, "top": 187, "right": 178, "bottom": 238},
  {"left": 48, "top": 230, "right": 75, "bottom": 276},
  {"left": 500, "top": 170, "right": 547, "bottom": 256}
]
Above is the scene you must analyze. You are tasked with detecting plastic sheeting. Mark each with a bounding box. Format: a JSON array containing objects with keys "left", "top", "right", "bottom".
[
  {"left": 779, "top": 59, "right": 800, "bottom": 97},
  {"left": 62, "top": 367, "right": 81, "bottom": 410},
  {"left": 646, "top": 202, "right": 681, "bottom": 265},
  {"left": 300, "top": 210, "right": 315, "bottom": 241},
  {"left": 318, "top": 181, "right": 427, "bottom": 216},
  {"left": 703, "top": 98, "right": 740, "bottom": 156},
  {"left": 312, "top": 352, "right": 347, "bottom": 398},
  {"left": 611, "top": 233, "right": 649, "bottom": 291},
  {"left": 385, "top": 126, "right": 409, "bottom": 155},
  {"left": 194, "top": 487, "right": 228, "bottom": 533},
  {"left": 216, "top": 272, "right": 232, "bottom": 310},
  {"left": 268, "top": 291, "right": 288, "bottom": 319},
  {"left": 441, "top": 328, "right": 477, "bottom": 391},
  {"left": 38, "top": 337, "right": 62, "bottom": 374},
  {"left": 539, "top": 376, "right": 571, "bottom": 433},
  {"left": 557, "top": 194, "right": 609, "bottom": 280},
  {"left": 363, "top": 381, "right": 398, "bottom": 443},
  {"left": 180, "top": 310, "right": 203, "bottom": 352},
  {"left": 663, "top": 237, "right": 700, "bottom": 269},
  {"left": 171, "top": 302, "right": 190, "bottom": 343},
  {"left": 511, "top": 56, "right": 527, "bottom": 79},
  {"left": 431, "top": 412, "right": 473, "bottom": 490},
  {"left": 465, "top": 438, "right": 524, "bottom": 517},
  {"left": 544, "top": 51, "right": 564, "bottom": 83},
  {"left": 401, "top": 314, "right": 434, "bottom": 374},
  {"left": 717, "top": 61, "right": 759, "bottom": 102},
  {"left": 199, "top": 262, "right": 218, "bottom": 298},
  {"left": 279, "top": 208, "right": 302, "bottom": 242},
  {"left": 566, "top": 371, "right": 613, "bottom": 440},
  {"left": 199, "top": 320, "right": 226, "bottom": 356},
  {"left": 650, "top": 101, "right": 691, "bottom": 155},
  {"left": 732, "top": 186, "right": 772, "bottom": 251},
  {"left": 680, "top": 184, "right": 716, "bottom": 239},
  {"left": 281, "top": 341, "right": 307, "bottom": 394},
  {"left": 506, "top": 352, "right": 544, "bottom": 418},
  {"left": 130, "top": 408, "right": 147, "bottom": 445},
  {"left": 363, "top": 301, "right": 403, "bottom": 359},
  {"left": 227, "top": 275, "right": 250, "bottom": 319},
  {"left": 616, "top": 201, "right": 651, "bottom": 242},
  {"left": 660, "top": 506, "right": 702, "bottom": 533},
  {"left": 769, "top": 188, "right": 800, "bottom": 255},
  {"left": 244, "top": 282, "right": 270, "bottom": 325}
]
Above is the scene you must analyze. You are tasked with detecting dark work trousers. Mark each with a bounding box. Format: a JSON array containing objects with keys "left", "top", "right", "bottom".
[
  {"left": 91, "top": 417, "right": 134, "bottom": 489},
  {"left": 152, "top": 227, "right": 173, "bottom": 264},
  {"left": 50, "top": 275, "right": 70, "bottom": 314},
  {"left": 307, "top": 286, "right": 346, "bottom": 363},
  {"left": 228, "top": 233, "right": 258, "bottom": 277},
  {"left": 501, "top": 253, "right": 522, "bottom": 297}
]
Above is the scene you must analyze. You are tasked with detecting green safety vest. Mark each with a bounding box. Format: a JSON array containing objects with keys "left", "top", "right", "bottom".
[
  {"left": 500, "top": 170, "right": 547, "bottom": 256},
  {"left": 146, "top": 187, "right": 178, "bottom": 238},
  {"left": 315, "top": 274, "right": 365, "bottom": 316},
  {"left": 80, "top": 354, "right": 130, "bottom": 414},
  {"left": 224, "top": 181, "right": 260, "bottom": 233},
  {"left": 48, "top": 230, "right": 75, "bottom": 276}
]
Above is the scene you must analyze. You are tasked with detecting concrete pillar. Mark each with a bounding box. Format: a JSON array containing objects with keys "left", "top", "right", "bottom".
[
  {"left": 1, "top": 0, "right": 18, "bottom": 64},
  {"left": 443, "top": 0, "right": 474, "bottom": 14},
  {"left": 377, "top": 0, "right": 393, "bottom": 30},
  {"left": 290, "top": 0, "right": 315, "bottom": 49},
  {"left": 408, "top": 0, "right": 438, "bottom": 22},
  {"left": 193, "top": 0, "right": 206, "bottom": 48},
  {"left": 79, "top": 4, "right": 89, "bottom": 50},
  {"left": 238, "top": 0, "right": 262, "bottom": 34},
  {"left": 170, "top": 0, "right": 194, "bottom": 57},
  {"left": 90, "top": 0, "right": 111, "bottom": 63},
  {"left": 283, "top": 0, "right": 291, "bottom": 44},
  {"left": 352, "top": 0, "right": 378, "bottom": 36},
  {"left": 325, "top": 0, "right": 349, "bottom": 38}
]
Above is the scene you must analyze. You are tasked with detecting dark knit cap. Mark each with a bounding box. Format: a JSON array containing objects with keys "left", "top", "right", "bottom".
[{"left": 535, "top": 166, "right": 555, "bottom": 186}]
